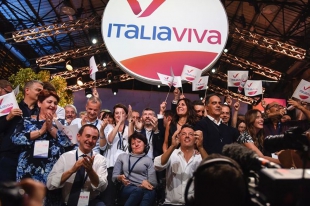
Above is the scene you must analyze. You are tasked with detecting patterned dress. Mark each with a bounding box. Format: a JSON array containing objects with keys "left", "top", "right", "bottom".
[{"left": 11, "top": 117, "right": 72, "bottom": 184}]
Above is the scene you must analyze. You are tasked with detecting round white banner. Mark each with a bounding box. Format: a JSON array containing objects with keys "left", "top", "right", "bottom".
[{"left": 102, "top": 0, "right": 229, "bottom": 85}]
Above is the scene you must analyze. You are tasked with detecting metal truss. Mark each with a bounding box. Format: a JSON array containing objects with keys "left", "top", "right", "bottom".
[
  {"left": 208, "top": 84, "right": 255, "bottom": 105},
  {"left": 66, "top": 73, "right": 134, "bottom": 92},
  {"left": 50, "top": 61, "right": 115, "bottom": 79},
  {"left": 36, "top": 43, "right": 106, "bottom": 66},
  {"left": 12, "top": 16, "right": 101, "bottom": 42},
  {"left": 232, "top": 28, "right": 306, "bottom": 60},
  {"left": 220, "top": 52, "right": 282, "bottom": 81}
]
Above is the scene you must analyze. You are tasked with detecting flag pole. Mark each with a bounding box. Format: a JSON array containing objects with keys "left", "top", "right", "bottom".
[{"left": 164, "top": 86, "right": 172, "bottom": 103}]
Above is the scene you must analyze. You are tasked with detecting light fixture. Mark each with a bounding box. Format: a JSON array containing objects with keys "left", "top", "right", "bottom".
[
  {"left": 107, "top": 72, "right": 112, "bottom": 83},
  {"left": 85, "top": 88, "right": 92, "bottom": 98},
  {"left": 88, "top": 28, "right": 98, "bottom": 45},
  {"left": 66, "top": 60, "right": 73, "bottom": 71},
  {"left": 223, "top": 49, "right": 228, "bottom": 53},
  {"left": 158, "top": 85, "right": 161, "bottom": 88},
  {"left": 211, "top": 68, "right": 216, "bottom": 73},
  {"left": 77, "top": 77, "right": 83, "bottom": 86},
  {"left": 102, "top": 62, "right": 107, "bottom": 67},
  {"left": 60, "top": 0, "right": 76, "bottom": 16},
  {"left": 262, "top": 5, "right": 279, "bottom": 15},
  {"left": 112, "top": 86, "right": 118, "bottom": 95}
]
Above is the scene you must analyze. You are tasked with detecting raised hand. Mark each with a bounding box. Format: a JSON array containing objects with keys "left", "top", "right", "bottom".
[{"left": 6, "top": 108, "right": 23, "bottom": 121}]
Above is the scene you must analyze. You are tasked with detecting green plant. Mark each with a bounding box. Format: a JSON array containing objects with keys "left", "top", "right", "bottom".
[{"left": 9, "top": 68, "right": 73, "bottom": 107}]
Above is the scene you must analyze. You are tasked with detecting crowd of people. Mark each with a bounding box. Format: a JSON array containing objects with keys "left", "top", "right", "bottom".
[{"left": 0, "top": 79, "right": 310, "bottom": 206}]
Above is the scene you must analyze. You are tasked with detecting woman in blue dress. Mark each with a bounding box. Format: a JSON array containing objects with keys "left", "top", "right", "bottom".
[{"left": 11, "top": 89, "right": 72, "bottom": 205}]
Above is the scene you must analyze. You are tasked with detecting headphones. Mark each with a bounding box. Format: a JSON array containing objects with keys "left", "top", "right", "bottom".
[{"left": 184, "top": 158, "right": 245, "bottom": 206}]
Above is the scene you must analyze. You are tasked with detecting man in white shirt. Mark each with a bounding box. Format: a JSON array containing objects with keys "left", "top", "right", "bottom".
[
  {"left": 71, "top": 97, "right": 104, "bottom": 152},
  {"left": 47, "top": 124, "right": 108, "bottom": 206},
  {"left": 154, "top": 124, "right": 208, "bottom": 206}
]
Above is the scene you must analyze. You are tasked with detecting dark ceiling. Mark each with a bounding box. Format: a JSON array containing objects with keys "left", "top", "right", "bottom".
[{"left": 1, "top": 0, "right": 310, "bottom": 103}]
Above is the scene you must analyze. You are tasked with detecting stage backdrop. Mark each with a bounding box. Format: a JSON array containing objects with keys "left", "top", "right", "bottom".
[{"left": 73, "top": 88, "right": 248, "bottom": 116}]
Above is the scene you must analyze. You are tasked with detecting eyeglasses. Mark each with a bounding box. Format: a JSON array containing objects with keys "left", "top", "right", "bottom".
[
  {"left": 1, "top": 87, "right": 12, "bottom": 94},
  {"left": 180, "top": 132, "right": 194, "bottom": 137}
]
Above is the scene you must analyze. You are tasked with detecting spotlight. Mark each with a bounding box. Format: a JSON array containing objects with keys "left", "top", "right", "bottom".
[
  {"left": 112, "top": 86, "right": 118, "bottom": 95},
  {"left": 85, "top": 88, "right": 93, "bottom": 98},
  {"left": 107, "top": 72, "right": 112, "bottom": 83},
  {"left": 102, "top": 62, "right": 107, "bottom": 67},
  {"left": 211, "top": 68, "right": 216, "bottom": 73},
  {"left": 77, "top": 77, "right": 83, "bottom": 86},
  {"left": 224, "top": 49, "right": 228, "bottom": 53},
  {"left": 66, "top": 60, "right": 73, "bottom": 71},
  {"left": 60, "top": 0, "right": 76, "bottom": 15},
  {"left": 158, "top": 85, "right": 161, "bottom": 88},
  {"left": 89, "top": 28, "right": 98, "bottom": 45}
]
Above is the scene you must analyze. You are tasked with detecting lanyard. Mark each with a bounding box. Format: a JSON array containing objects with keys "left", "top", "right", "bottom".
[
  {"left": 75, "top": 150, "right": 93, "bottom": 186},
  {"left": 117, "top": 125, "right": 126, "bottom": 150},
  {"left": 127, "top": 155, "right": 144, "bottom": 177}
]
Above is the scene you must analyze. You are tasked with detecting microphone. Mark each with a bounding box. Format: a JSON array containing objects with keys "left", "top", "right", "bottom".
[{"left": 222, "top": 143, "right": 281, "bottom": 173}]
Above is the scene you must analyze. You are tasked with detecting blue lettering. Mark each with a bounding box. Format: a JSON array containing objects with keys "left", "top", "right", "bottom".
[
  {"left": 157, "top": 26, "right": 171, "bottom": 41},
  {"left": 125, "top": 24, "right": 139, "bottom": 39},
  {"left": 140, "top": 26, "right": 151, "bottom": 40}
]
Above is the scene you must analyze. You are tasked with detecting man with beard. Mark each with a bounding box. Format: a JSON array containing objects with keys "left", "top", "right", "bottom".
[{"left": 135, "top": 108, "right": 161, "bottom": 159}]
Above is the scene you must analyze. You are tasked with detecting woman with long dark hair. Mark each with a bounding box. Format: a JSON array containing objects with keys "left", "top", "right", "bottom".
[
  {"left": 162, "top": 98, "right": 197, "bottom": 153},
  {"left": 237, "top": 109, "right": 280, "bottom": 164}
]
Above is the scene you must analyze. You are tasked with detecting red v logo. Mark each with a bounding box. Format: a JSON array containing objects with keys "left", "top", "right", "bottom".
[
  {"left": 304, "top": 86, "right": 310, "bottom": 90},
  {"left": 248, "top": 83, "right": 253, "bottom": 87},
  {"left": 187, "top": 69, "right": 193, "bottom": 73},
  {"left": 127, "top": 0, "right": 165, "bottom": 17},
  {"left": 233, "top": 73, "right": 239, "bottom": 78},
  {"left": 0, "top": 98, "right": 3, "bottom": 105}
]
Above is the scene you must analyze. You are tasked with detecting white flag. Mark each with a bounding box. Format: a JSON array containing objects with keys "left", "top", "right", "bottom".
[
  {"left": 55, "top": 120, "right": 79, "bottom": 144},
  {"left": 292, "top": 79, "right": 310, "bottom": 103},
  {"left": 244, "top": 80, "right": 262, "bottom": 96},
  {"left": 172, "top": 76, "right": 182, "bottom": 88},
  {"left": 0, "top": 92, "right": 20, "bottom": 117},
  {"left": 181, "top": 65, "right": 202, "bottom": 82},
  {"left": 227, "top": 71, "right": 249, "bottom": 87},
  {"left": 157, "top": 73, "right": 173, "bottom": 87},
  {"left": 13, "top": 85, "right": 20, "bottom": 96},
  {"left": 192, "top": 76, "right": 209, "bottom": 91},
  {"left": 89, "top": 56, "right": 98, "bottom": 81}
]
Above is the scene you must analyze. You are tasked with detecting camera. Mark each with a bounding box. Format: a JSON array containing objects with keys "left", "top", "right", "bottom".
[
  {"left": 264, "top": 127, "right": 309, "bottom": 153},
  {"left": 0, "top": 181, "right": 24, "bottom": 206}
]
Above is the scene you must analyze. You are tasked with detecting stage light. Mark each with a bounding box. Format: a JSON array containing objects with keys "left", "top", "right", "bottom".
[
  {"left": 107, "top": 72, "right": 112, "bottom": 83},
  {"left": 102, "top": 62, "right": 107, "bottom": 67},
  {"left": 158, "top": 85, "right": 161, "bottom": 88},
  {"left": 85, "top": 88, "right": 92, "bottom": 98},
  {"left": 66, "top": 60, "right": 73, "bottom": 71},
  {"left": 89, "top": 29, "right": 98, "bottom": 45},
  {"left": 211, "top": 68, "right": 216, "bottom": 73},
  {"left": 77, "top": 77, "right": 83, "bottom": 86},
  {"left": 112, "top": 86, "right": 118, "bottom": 95}
]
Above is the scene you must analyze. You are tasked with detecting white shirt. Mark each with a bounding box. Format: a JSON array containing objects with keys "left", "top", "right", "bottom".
[
  {"left": 103, "top": 124, "right": 129, "bottom": 168},
  {"left": 145, "top": 129, "right": 154, "bottom": 159},
  {"left": 71, "top": 118, "right": 103, "bottom": 153},
  {"left": 46, "top": 148, "right": 108, "bottom": 204},
  {"left": 207, "top": 115, "right": 222, "bottom": 126},
  {"left": 154, "top": 149, "right": 202, "bottom": 205}
]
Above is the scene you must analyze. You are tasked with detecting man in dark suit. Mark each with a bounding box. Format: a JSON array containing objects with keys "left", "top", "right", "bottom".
[{"left": 194, "top": 94, "right": 239, "bottom": 154}]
